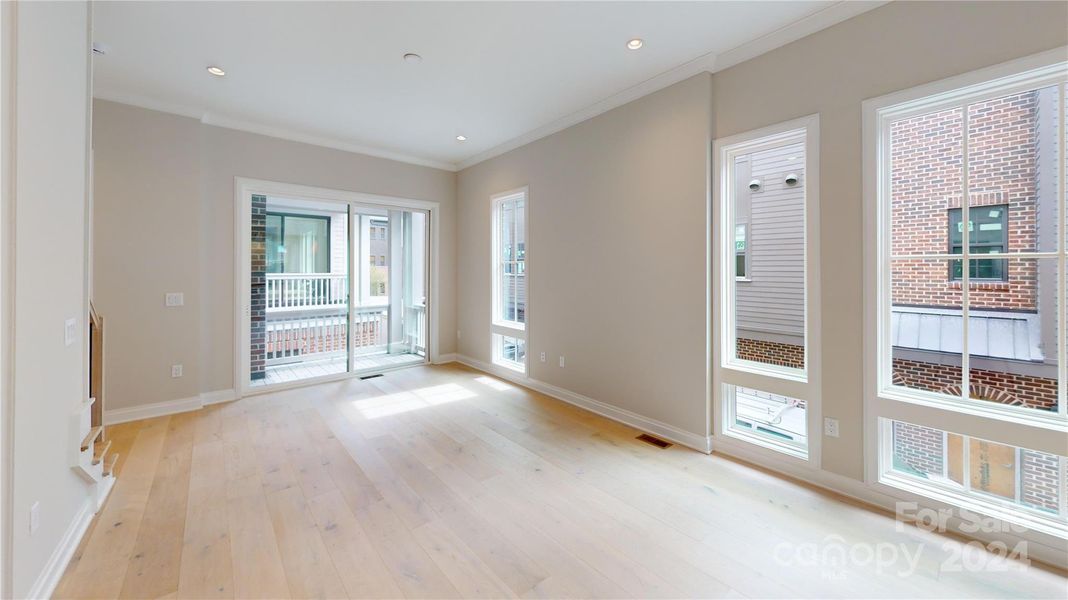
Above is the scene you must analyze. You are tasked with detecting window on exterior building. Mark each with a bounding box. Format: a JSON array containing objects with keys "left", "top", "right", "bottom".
[
  {"left": 949, "top": 205, "right": 1007, "bottom": 280},
  {"left": 735, "top": 224, "right": 749, "bottom": 280},
  {"left": 714, "top": 116, "right": 819, "bottom": 462},
  {"left": 867, "top": 55, "right": 1067, "bottom": 538},
  {"left": 265, "top": 212, "right": 330, "bottom": 274},
  {"left": 492, "top": 188, "right": 527, "bottom": 371}
]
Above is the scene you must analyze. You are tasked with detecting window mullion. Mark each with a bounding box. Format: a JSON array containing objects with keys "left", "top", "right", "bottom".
[
  {"left": 1059, "top": 83, "right": 1067, "bottom": 419},
  {"left": 961, "top": 100, "right": 971, "bottom": 404}
]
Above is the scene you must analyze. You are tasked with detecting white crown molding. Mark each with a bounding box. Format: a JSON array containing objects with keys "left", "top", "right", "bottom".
[
  {"left": 93, "top": 89, "right": 458, "bottom": 172},
  {"left": 455, "top": 0, "right": 886, "bottom": 171},
  {"left": 712, "top": 0, "right": 889, "bottom": 73},
  {"left": 453, "top": 50, "right": 719, "bottom": 171},
  {"left": 94, "top": 1, "right": 885, "bottom": 175},
  {"left": 198, "top": 112, "right": 457, "bottom": 172}
]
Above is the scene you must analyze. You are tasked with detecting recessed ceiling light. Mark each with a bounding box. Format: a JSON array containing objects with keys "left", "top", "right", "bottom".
[
  {"left": 403, "top": 53, "right": 422, "bottom": 64},
  {"left": 206, "top": 66, "right": 226, "bottom": 77},
  {"left": 626, "top": 38, "right": 643, "bottom": 50},
  {"left": 456, "top": 135, "right": 467, "bottom": 141}
]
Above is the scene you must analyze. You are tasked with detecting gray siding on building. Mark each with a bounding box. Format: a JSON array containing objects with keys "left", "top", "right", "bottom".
[{"left": 735, "top": 141, "right": 805, "bottom": 340}]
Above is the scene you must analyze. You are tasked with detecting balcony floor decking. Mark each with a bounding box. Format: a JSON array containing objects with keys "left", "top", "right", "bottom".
[{"left": 252, "top": 352, "right": 426, "bottom": 387}]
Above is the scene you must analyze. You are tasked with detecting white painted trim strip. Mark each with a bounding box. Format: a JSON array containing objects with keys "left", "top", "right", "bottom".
[
  {"left": 92, "top": 91, "right": 456, "bottom": 172},
  {"left": 452, "top": 354, "right": 712, "bottom": 453},
  {"left": 24, "top": 498, "right": 93, "bottom": 600},
  {"left": 103, "top": 389, "right": 236, "bottom": 425},
  {"left": 93, "top": 2, "right": 884, "bottom": 174}
]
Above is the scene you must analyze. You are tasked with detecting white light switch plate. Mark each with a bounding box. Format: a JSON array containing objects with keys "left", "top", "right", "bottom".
[
  {"left": 171, "top": 364, "right": 183, "bottom": 378},
  {"left": 165, "top": 292, "right": 184, "bottom": 307}
]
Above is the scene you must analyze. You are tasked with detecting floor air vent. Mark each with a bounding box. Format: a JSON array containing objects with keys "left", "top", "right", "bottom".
[
  {"left": 636, "top": 433, "right": 672, "bottom": 449},
  {"left": 360, "top": 373, "right": 384, "bottom": 380}
]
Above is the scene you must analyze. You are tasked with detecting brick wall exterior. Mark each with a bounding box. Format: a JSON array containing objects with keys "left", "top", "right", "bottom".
[
  {"left": 736, "top": 337, "right": 804, "bottom": 370},
  {"left": 1020, "top": 450, "right": 1060, "bottom": 513},
  {"left": 890, "top": 91, "right": 1040, "bottom": 311},
  {"left": 892, "top": 358, "right": 1057, "bottom": 411},
  {"left": 893, "top": 422, "right": 944, "bottom": 476},
  {"left": 250, "top": 195, "right": 267, "bottom": 381},
  {"left": 893, "top": 421, "right": 1060, "bottom": 514}
]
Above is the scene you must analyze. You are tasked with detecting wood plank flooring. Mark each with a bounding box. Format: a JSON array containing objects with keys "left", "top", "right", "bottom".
[{"left": 55, "top": 364, "right": 1067, "bottom": 599}]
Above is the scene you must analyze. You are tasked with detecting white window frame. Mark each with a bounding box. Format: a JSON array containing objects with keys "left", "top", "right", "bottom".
[
  {"left": 491, "top": 187, "right": 529, "bottom": 373},
  {"left": 712, "top": 115, "right": 821, "bottom": 467},
  {"left": 863, "top": 48, "right": 1068, "bottom": 540}
]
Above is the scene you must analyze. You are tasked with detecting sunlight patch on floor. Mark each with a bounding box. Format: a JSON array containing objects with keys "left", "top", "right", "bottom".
[
  {"left": 474, "top": 376, "right": 514, "bottom": 391},
  {"left": 354, "top": 383, "right": 476, "bottom": 418}
]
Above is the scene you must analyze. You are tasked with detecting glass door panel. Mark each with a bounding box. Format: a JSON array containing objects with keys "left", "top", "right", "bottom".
[
  {"left": 250, "top": 195, "right": 349, "bottom": 387},
  {"left": 351, "top": 206, "right": 428, "bottom": 373}
]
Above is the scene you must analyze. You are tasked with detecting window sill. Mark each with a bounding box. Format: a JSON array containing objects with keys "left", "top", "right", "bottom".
[
  {"left": 947, "top": 280, "right": 1010, "bottom": 291},
  {"left": 492, "top": 358, "right": 526, "bottom": 374}
]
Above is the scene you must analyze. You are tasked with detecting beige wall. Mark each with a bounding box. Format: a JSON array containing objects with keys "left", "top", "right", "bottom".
[
  {"left": 456, "top": 1, "right": 1068, "bottom": 479},
  {"left": 457, "top": 73, "right": 714, "bottom": 436},
  {"left": 9, "top": 1, "right": 93, "bottom": 595},
  {"left": 92, "top": 100, "right": 457, "bottom": 411}
]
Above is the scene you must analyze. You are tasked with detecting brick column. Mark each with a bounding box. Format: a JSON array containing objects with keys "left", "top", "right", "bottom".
[{"left": 250, "top": 195, "right": 267, "bottom": 381}]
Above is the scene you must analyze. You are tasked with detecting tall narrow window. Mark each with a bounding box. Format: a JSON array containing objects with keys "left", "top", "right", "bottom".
[
  {"left": 492, "top": 188, "right": 528, "bottom": 371},
  {"left": 866, "top": 55, "right": 1067, "bottom": 537},
  {"left": 714, "top": 116, "right": 820, "bottom": 462}
]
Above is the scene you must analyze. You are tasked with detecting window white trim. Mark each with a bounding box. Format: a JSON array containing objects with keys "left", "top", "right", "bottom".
[
  {"left": 863, "top": 48, "right": 1068, "bottom": 539},
  {"left": 712, "top": 114, "right": 821, "bottom": 467},
  {"left": 490, "top": 186, "right": 529, "bottom": 373}
]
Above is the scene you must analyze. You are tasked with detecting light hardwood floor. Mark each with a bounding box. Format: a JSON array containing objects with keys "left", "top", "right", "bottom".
[{"left": 55, "top": 364, "right": 1067, "bottom": 599}]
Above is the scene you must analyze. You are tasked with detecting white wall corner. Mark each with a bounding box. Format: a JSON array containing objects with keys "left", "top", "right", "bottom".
[
  {"left": 454, "top": 354, "right": 712, "bottom": 454},
  {"left": 24, "top": 497, "right": 93, "bottom": 600}
]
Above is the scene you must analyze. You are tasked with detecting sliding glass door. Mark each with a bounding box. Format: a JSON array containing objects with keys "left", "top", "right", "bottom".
[
  {"left": 350, "top": 206, "right": 428, "bottom": 373},
  {"left": 246, "top": 191, "right": 429, "bottom": 390}
]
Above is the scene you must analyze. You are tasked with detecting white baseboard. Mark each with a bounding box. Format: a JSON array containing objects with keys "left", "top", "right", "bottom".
[
  {"left": 200, "top": 388, "right": 237, "bottom": 406},
  {"left": 433, "top": 352, "right": 458, "bottom": 364},
  {"left": 453, "top": 354, "right": 712, "bottom": 453},
  {"left": 104, "top": 388, "right": 236, "bottom": 425},
  {"left": 25, "top": 497, "right": 93, "bottom": 599}
]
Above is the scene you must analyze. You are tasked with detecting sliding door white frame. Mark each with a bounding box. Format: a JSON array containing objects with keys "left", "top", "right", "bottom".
[{"left": 234, "top": 177, "right": 440, "bottom": 396}]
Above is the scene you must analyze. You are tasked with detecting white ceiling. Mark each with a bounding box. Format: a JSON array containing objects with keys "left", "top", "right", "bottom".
[{"left": 92, "top": 1, "right": 881, "bottom": 171}]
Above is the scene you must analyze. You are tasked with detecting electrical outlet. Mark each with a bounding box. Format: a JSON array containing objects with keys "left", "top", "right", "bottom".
[
  {"left": 171, "top": 364, "right": 183, "bottom": 378},
  {"left": 165, "top": 292, "right": 184, "bottom": 307},
  {"left": 540, "top": 352, "right": 546, "bottom": 363},
  {"left": 823, "top": 417, "right": 840, "bottom": 438},
  {"left": 29, "top": 501, "right": 40, "bottom": 535},
  {"left": 558, "top": 355, "right": 565, "bottom": 368},
  {"left": 64, "top": 318, "right": 76, "bottom": 346}
]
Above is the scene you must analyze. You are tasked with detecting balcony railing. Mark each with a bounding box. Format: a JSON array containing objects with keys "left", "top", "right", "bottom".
[
  {"left": 266, "top": 272, "right": 348, "bottom": 311},
  {"left": 264, "top": 273, "right": 426, "bottom": 367}
]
